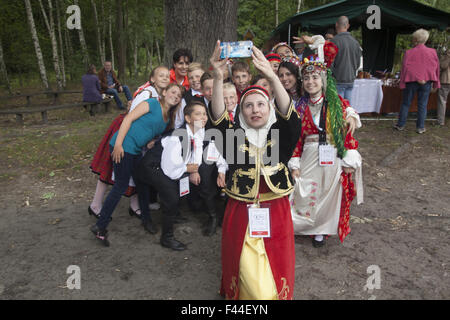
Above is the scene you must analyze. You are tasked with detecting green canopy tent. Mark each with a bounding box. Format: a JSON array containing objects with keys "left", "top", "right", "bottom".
[{"left": 271, "top": 0, "right": 450, "bottom": 73}]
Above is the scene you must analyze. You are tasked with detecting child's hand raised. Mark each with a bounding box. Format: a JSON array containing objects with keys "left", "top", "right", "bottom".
[
  {"left": 251, "top": 46, "right": 276, "bottom": 80},
  {"left": 210, "top": 40, "right": 228, "bottom": 79}
]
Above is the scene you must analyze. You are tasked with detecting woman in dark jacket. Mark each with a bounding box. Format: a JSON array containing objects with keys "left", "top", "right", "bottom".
[{"left": 82, "top": 65, "right": 103, "bottom": 103}]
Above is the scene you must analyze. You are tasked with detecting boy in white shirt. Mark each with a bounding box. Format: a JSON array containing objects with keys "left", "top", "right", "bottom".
[{"left": 135, "top": 101, "right": 228, "bottom": 250}]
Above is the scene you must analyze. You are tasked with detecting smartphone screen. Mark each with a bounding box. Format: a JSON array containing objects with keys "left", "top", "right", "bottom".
[{"left": 220, "top": 41, "right": 253, "bottom": 59}]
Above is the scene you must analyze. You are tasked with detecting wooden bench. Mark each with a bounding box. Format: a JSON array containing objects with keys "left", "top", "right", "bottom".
[
  {"left": 0, "top": 90, "right": 84, "bottom": 107},
  {"left": 0, "top": 99, "right": 112, "bottom": 124}
]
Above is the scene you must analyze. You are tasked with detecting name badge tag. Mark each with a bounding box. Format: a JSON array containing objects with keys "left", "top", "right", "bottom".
[
  {"left": 179, "top": 176, "right": 190, "bottom": 197},
  {"left": 206, "top": 141, "right": 219, "bottom": 162},
  {"left": 319, "top": 144, "right": 335, "bottom": 166},
  {"left": 248, "top": 205, "right": 271, "bottom": 238}
]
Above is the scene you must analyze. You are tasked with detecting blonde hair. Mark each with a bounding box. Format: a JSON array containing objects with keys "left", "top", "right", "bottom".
[
  {"left": 187, "top": 62, "right": 205, "bottom": 74},
  {"left": 223, "top": 82, "right": 237, "bottom": 93},
  {"left": 412, "top": 29, "right": 429, "bottom": 44}
]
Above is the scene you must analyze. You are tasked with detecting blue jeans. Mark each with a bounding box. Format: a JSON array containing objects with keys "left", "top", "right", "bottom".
[
  {"left": 96, "top": 147, "right": 141, "bottom": 230},
  {"left": 397, "top": 81, "right": 432, "bottom": 129},
  {"left": 105, "top": 85, "right": 132, "bottom": 109},
  {"left": 336, "top": 83, "right": 354, "bottom": 102}
]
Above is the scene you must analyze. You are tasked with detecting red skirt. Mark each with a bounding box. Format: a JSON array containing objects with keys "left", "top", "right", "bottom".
[
  {"left": 90, "top": 113, "right": 135, "bottom": 197},
  {"left": 220, "top": 179, "right": 295, "bottom": 300}
]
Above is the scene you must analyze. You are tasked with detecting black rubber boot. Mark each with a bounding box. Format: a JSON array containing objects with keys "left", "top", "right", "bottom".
[
  {"left": 203, "top": 214, "right": 217, "bottom": 237},
  {"left": 160, "top": 218, "right": 186, "bottom": 251}
]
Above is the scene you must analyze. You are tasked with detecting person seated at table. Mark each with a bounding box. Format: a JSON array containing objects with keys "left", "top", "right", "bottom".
[
  {"left": 82, "top": 64, "right": 102, "bottom": 103},
  {"left": 98, "top": 61, "right": 133, "bottom": 110}
]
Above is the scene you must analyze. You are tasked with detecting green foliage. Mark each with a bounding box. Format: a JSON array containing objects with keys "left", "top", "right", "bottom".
[{"left": 0, "top": 0, "right": 448, "bottom": 91}]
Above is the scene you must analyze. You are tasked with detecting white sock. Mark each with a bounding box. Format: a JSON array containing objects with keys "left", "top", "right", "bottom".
[
  {"left": 314, "top": 235, "right": 324, "bottom": 242},
  {"left": 90, "top": 180, "right": 108, "bottom": 213},
  {"left": 129, "top": 194, "right": 140, "bottom": 212}
]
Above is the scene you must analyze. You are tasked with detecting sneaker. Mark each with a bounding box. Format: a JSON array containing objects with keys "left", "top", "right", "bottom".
[
  {"left": 149, "top": 202, "right": 160, "bottom": 210},
  {"left": 393, "top": 124, "right": 405, "bottom": 131},
  {"left": 416, "top": 128, "right": 426, "bottom": 134}
]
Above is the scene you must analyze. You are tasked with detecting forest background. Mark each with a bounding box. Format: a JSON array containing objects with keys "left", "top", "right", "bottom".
[{"left": 0, "top": 0, "right": 448, "bottom": 94}]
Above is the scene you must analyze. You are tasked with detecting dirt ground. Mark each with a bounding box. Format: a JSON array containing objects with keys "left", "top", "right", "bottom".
[{"left": 0, "top": 109, "right": 449, "bottom": 300}]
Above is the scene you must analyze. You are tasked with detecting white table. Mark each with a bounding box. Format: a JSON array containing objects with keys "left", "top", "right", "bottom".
[{"left": 350, "top": 79, "right": 384, "bottom": 113}]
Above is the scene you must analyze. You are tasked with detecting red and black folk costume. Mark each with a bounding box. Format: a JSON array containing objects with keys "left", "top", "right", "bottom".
[{"left": 211, "top": 86, "right": 301, "bottom": 300}]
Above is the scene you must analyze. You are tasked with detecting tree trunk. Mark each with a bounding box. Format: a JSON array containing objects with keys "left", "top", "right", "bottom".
[
  {"left": 74, "top": 0, "right": 90, "bottom": 67},
  {"left": 297, "top": 0, "right": 302, "bottom": 13},
  {"left": 91, "top": 0, "right": 105, "bottom": 65},
  {"left": 164, "top": 0, "right": 238, "bottom": 67},
  {"left": 116, "top": 0, "right": 126, "bottom": 80},
  {"left": 108, "top": 8, "right": 115, "bottom": 70},
  {"left": 150, "top": 38, "right": 154, "bottom": 71},
  {"left": 276, "top": 0, "right": 279, "bottom": 26},
  {"left": 0, "top": 39, "right": 11, "bottom": 94},
  {"left": 24, "top": 0, "right": 49, "bottom": 90},
  {"left": 100, "top": 1, "right": 107, "bottom": 66},
  {"left": 55, "top": 0, "right": 66, "bottom": 87},
  {"left": 39, "top": 0, "right": 62, "bottom": 91},
  {"left": 156, "top": 38, "right": 161, "bottom": 65},
  {"left": 133, "top": 33, "right": 138, "bottom": 78}
]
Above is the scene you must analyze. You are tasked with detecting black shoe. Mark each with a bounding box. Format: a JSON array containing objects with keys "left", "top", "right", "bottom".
[
  {"left": 203, "top": 217, "right": 217, "bottom": 237},
  {"left": 128, "top": 207, "right": 142, "bottom": 219},
  {"left": 312, "top": 237, "right": 325, "bottom": 248},
  {"left": 90, "top": 224, "right": 110, "bottom": 247},
  {"left": 88, "top": 206, "right": 100, "bottom": 219},
  {"left": 160, "top": 236, "right": 186, "bottom": 251},
  {"left": 89, "top": 207, "right": 112, "bottom": 221},
  {"left": 142, "top": 219, "right": 158, "bottom": 234}
]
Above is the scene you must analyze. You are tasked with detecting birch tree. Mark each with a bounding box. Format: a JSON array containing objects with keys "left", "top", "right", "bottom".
[
  {"left": 91, "top": 0, "right": 105, "bottom": 65},
  {"left": 108, "top": 5, "right": 115, "bottom": 70},
  {"left": 24, "top": 0, "right": 49, "bottom": 90},
  {"left": 73, "top": 0, "right": 89, "bottom": 67},
  {"left": 39, "top": 0, "right": 62, "bottom": 90},
  {"left": 55, "top": 0, "right": 66, "bottom": 87}
]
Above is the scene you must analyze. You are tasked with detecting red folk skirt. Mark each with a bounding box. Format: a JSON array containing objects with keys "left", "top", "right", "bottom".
[
  {"left": 220, "top": 179, "right": 295, "bottom": 300},
  {"left": 89, "top": 113, "right": 135, "bottom": 197}
]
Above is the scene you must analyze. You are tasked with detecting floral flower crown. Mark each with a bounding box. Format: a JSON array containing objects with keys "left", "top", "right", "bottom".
[{"left": 300, "top": 56, "right": 328, "bottom": 77}]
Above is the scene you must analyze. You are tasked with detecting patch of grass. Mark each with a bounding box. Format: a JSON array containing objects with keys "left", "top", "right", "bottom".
[{"left": 0, "top": 115, "right": 115, "bottom": 180}]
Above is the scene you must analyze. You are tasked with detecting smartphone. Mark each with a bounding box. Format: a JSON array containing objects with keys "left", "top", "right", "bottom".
[{"left": 220, "top": 41, "right": 253, "bottom": 59}]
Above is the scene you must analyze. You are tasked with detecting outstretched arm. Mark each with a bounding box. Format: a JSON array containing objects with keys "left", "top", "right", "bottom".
[
  {"left": 251, "top": 46, "right": 290, "bottom": 115},
  {"left": 209, "top": 40, "right": 229, "bottom": 120}
]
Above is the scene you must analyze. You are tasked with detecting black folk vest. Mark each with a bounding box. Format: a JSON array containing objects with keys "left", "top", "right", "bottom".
[{"left": 209, "top": 102, "right": 302, "bottom": 202}]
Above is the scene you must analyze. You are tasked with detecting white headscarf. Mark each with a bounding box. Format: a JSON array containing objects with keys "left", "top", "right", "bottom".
[{"left": 238, "top": 87, "right": 277, "bottom": 148}]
